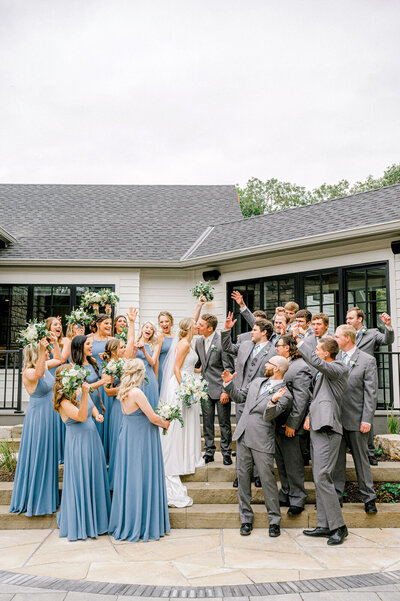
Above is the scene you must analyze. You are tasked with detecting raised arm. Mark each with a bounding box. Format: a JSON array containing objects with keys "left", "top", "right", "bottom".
[
  {"left": 124, "top": 307, "right": 138, "bottom": 359},
  {"left": 60, "top": 382, "right": 90, "bottom": 423},
  {"left": 222, "top": 370, "right": 249, "bottom": 404},
  {"left": 231, "top": 290, "right": 256, "bottom": 329},
  {"left": 377, "top": 313, "right": 394, "bottom": 347},
  {"left": 60, "top": 337, "right": 72, "bottom": 363},
  {"left": 221, "top": 313, "right": 240, "bottom": 357},
  {"left": 47, "top": 333, "right": 62, "bottom": 369},
  {"left": 192, "top": 295, "right": 207, "bottom": 323},
  {"left": 297, "top": 339, "right": 347, "bottom": 380}
]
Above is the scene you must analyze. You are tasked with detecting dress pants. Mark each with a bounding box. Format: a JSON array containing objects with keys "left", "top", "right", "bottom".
[
  {"left": 275, "top": 433, "right": 307, "bottom": 508},
  {"left": 367, "top": 425, "right": 376, "bottom": 459},
  {"left": 311, "top": 429, "right": 345, "bottom": 531},
  {"left": 201, "top": 396, "right": 232, "bottom": 457},
  {"left": 235, "top": 404, "right": 258, "bottom": 479},
  {"left": 237, "top": 438, "right": 281, "bottom": 526},
  {"left": 333, "top": 429, "right": 376, "bottom": 503}
]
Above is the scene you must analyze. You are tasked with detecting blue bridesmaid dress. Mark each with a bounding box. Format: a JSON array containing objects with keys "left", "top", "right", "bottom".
[
  {"left": 49, "top": 344, "right": 65, "bottom": 465},
  {"left": 108, "top": 377, "right": 122, "bottom": 490},
  {"left": 57, "top": 393, "right": 111, "bottom": 540},
  {"left": 10, "top": 370, "right": 59, "bottom": 516},
  {"left": 91, "top": 339, "right": 110, "bottom": 461},
  {"left": 109, "top": 404, "right": 170, "bottom": 542},
  {"left": 84, "top": 362, "right": 104, "bottom": 442},
  {"left": 137, "top": 346, "right": 159, "bottom": 409},
  {"left": 158, "top": 336, "right": 174, "bottom": 392}
]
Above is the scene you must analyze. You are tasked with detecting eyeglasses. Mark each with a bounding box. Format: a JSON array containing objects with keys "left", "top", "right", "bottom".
[{"left": 276, "top": 343, "right": 288, "bottom": 348}]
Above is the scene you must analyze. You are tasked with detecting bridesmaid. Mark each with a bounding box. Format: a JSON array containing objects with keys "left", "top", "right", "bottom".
[
  {"left": 87, "top": 314, "right": 112, "bottom": 459},
  {"left": 54, "top": 365, "right": 110, "bottom": 540},
  {"left": 109, "top": 358, "right": 170, "bottom": 542},
  {"left": 113, "top": 314, "right": 128, "bottom": 338},
  {"left": 46, "top": 317, "right": 72, "bottom": 465},
  {"left": 125, "top": 309, "right": 160, "bottom": 409},
  {"left": 10, "top": 334, "right": 61, "bottom": 516},
  {"left": 157, "top": 311, "right": 174, "bottom": 391},
  {"left": 65, "top": 322, "right": 85, "bottom": 341},
  {"left": 70, "top": 335, "right": 109, "bottom": 443},
  {"left": 102, "top": 337, "right": 126, "bottom": 490}
]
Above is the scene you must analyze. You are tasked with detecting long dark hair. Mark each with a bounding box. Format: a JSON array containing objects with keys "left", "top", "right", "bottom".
[
  {"left": 90, "top": 313, "right": 111, "bottom": 334},
  {"left": 280, "top": 334, "right": 301, "bottom": 360},
  {"left": 71, "top": 335, "right": 100, "bottom": 377}
]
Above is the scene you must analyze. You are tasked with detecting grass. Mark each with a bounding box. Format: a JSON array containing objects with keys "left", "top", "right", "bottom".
[{"left": 0, "top": 438, "right": 17, "bottom": 480}]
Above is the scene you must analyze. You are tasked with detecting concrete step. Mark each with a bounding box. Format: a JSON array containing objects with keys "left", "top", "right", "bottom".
[
  {"left": 186, "top": 481, "right": 317, "bottom": 504},
  {"left": 1, "top": 503, "right": 399, "bottom": 529}
]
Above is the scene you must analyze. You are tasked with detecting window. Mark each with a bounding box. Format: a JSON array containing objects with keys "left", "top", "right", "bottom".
[{"left": 303, "top": 271, "right": 339, "bottom": 333}]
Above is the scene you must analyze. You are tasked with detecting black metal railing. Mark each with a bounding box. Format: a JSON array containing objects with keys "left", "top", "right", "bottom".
[
  {"left": 375, "top": 351, "right": 400, "bottom": 410},
  {"left": 0, "top": 349, "right": 23, "bottom": 413}
]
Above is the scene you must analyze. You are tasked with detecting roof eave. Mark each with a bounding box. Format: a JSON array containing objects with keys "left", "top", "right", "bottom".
[{"left": 0, "top": 226, "right": 17, "bottom": 246}]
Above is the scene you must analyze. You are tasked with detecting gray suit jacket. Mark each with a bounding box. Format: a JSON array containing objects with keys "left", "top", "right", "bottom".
[
  {"left": 275, "top": 358, "right": 313, "bottom": 434},
  {"left": 226, "top": 377, "right": 292, "bottom": 454},
  {"left": 240, "top": 306, "right": 256, "bottom": 329},
  {"left": 221, "top": 329, "right": 277, "bottom": 390},
  {"left": 237, "top": 331, "right": 252, "bottom": 346},
  {"left": 338, "top": 348, "right": 378, "bottom": 430},
  {"left": 298, "top": 342, "right": 348, "bottom": 436},
  {"left": 195, "top": 332, "right": 230, "bottom": 399},
  {"left": 356, "top": 326, "right": 394, "bottom": 356}
]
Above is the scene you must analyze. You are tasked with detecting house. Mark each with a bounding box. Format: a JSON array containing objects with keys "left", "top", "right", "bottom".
[{"left": 1, "top": 182, "right": 400, "bottom": 427}]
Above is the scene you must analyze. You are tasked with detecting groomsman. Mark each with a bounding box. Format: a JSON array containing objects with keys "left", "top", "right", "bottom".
[
  {"left": 196, "top": 314, "right": 232, "bottom": 465},
  {"left": 295, "top": 310, "right": 313, "bottom": 338},
  {"left": 275, "top": 335, "right": 313, "bottom": 515},
  {"left": 272, "top": 313, "right": 290, "bottom": 345},
  {"left": 292, "top": 325, "right": 349, "bottom": 545},
  {"left": 300, "top": 313, "right": 330, "bottom": 353},
  {"left": 346, "top": 307, "right": 395, "bottom": 465},
  {"left": 222, "top": 356, "right": 292, "bottom": 537},
  {"left": 222, "top": 313, "right": 278, "bottom": 487},
  {"left": 231, "top": 290, "right": 287, "bottom": 346},
  {"left": 284, "top": 302, "right": 299, "bottom": 332},
  {"left": 237, "top": 311, "right": 267, "bottom": 346},
  {"left": 333, "top": 324, "right": 378, "bottom": 513}
]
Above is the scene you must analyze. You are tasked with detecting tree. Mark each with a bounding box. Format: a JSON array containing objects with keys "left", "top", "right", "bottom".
[{"left": 237, "top": 163, "right": 400, "bottom": 217}]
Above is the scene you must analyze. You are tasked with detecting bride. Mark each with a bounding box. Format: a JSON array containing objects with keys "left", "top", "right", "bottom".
[{"left": 160, "top": 317, "right": 204, "bottom": 507}]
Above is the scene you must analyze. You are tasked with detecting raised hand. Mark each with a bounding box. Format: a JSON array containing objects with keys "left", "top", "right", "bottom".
[
  {"left": 290, "top": 323, "right": 300, "bottom": 338},
  {"left": 105, "top": 303, "right": 112, "bottom": 315},
  {"left": 82, "top": 382, "right": 91, "bottom": 394},
  {"left": 224, "top": 311, "right": 237, "bottom": 330},
  {"left": 198, "top": 295, "right": 207, "bottom": 304},
  {"left": 222, "top": 369, "right": 236, "bottom": 384},
  {"left": 127, "top": 307, "right": 138, "bottom": 323},
  {"left": 48, "top": 331, "right": 58, "bottom": 343},
  {"left": 380, "top": 312, "right": 392, "bottom": 328},
  {"left": 39, "top": 337, "right": 49, "bottom": 350},
  {"left": 231, "top": 290, "right": 245, "bottom": 308},
  {"left": 271, "top": 386, "right": 287, "bottom": 403},
  {"left": 92, "top": 303, "right": 99, "bottom": 314}
]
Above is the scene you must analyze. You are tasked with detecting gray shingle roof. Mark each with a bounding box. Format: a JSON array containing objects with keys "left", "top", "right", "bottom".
[
  {"left": 0, "top": 184, "right": 242, "bottom": 262},
  {"left": 187, "top": 183, "right": 400, "bottom": 259}
]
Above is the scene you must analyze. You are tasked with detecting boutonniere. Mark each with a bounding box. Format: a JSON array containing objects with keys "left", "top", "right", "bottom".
[
  {"left": 350, "top": 360, "right": 358, "bottom": 368},
  {"left": 267, "top": 387, "right": 278, "bottom": 396},
  {"left": 361, "top": 327, "right": 367, "bottom": 335},
  {"left": 263, "top": 347, "right": 269, "bottom": 355},
  {"left": 211, "top": 345, "right": 218, "bottom": 353}
]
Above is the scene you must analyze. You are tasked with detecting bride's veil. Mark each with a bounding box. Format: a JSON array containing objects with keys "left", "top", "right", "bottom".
[{"left": 159, "top": 333, "right": 180, "bottom": 404}]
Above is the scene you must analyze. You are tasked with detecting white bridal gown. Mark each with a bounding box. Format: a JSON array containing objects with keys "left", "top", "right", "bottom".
[{"left": 161, "top": 345, "right": 204, "bottom": 507}]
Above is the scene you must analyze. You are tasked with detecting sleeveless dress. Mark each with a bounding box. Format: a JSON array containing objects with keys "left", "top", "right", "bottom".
[
  {"left": 136, "top": 346, "right": 159, "bottom": 409},
  {"left": 109, "top": 401, "right": 170, "bottom": 542},
  {"left": 158, "top": 336, "right": 174, "bottom": 392},
  {"left": 10, "top": 369, "right": 59, "bottom": 516},
  {"left": 91, "top": 338, "right": 110, "bottom": 461},
  {"left": 108, "top": 376, "right": 122, "bottom": 490},
  {"left": 160, "top": 346, "right": 204, "bottom": 507},
  {"left": 84, "top": 362, "right": 104, "bottom": 442},
  {"left": 57, "top": 393, "right": 111, "bottom": 540},
  {"left": 49, "top": 345, "right": 65, "bottom": 464}
]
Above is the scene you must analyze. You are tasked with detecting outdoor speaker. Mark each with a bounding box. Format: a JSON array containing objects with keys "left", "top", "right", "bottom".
[
  {"left": 202, "top": 269, "right": 221, "bottom": 282},
  {"left": 391, "top": 241, "right": 400, "bottom": 254}
]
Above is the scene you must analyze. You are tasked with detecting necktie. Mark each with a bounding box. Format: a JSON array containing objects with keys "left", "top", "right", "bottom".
[
  {"left": 342, "top": 352, "right": 349, "bottom": 365},
  {"left": 252, "top": 344, "right": 260, "bottom": 358}
]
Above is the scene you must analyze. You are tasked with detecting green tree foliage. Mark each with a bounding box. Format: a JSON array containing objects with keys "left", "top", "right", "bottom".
[{"left": 237, "top": 163, "right": 400, "bottom": 218}]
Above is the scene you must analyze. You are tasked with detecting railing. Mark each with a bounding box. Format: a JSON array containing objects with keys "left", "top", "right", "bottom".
[
  {"left": 0, "top": 350, "right": 23, "bottom": 413},
  {"left": 375, "top": 351, "right": 400, "bottom": 410}
]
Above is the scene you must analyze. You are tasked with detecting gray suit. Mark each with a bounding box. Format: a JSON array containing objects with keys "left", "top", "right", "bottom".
[
  {"left": 240, "top": 306, "right": 256, "bottom": 329},
  {"left": 226, "top": 377, "right": 292, "bottom": 525},
  {"left": 355, "top": 325, "right": 394, "bottom": 457},
  {"left": 333, "top": 347, "right": 378, "bottom": 503},
  {"left": 195, "top": 332, "right": 232, "bottom": 458},
  {"left": 298, "top": 342, "right": 348, "bottom": 531},
  {"left": 274, "top": 358, "right": 312, "bottom": 508}
]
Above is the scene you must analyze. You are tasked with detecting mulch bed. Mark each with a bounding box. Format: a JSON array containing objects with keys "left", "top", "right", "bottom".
[{"left": 344, "top": 481, "right": 400, "bottom": 503}]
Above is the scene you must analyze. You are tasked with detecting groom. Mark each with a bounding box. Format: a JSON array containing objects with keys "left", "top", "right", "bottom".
[{"left": 196, "top": 313, "right": 233, "bottom": 465}]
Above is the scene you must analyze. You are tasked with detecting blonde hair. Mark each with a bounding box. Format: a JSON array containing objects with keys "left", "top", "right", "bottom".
[
  {"left": 140, "top": 321, "right": 158, "bottom": 349},
  {"left": 337, "top": 324, "right": 357, "bottom": 343},
  {"left": 117, "top": 358, "right": 146, "bottom": 402},
  {"left": 46, "top": 316, "right": 64, "bottom": 349},
  {"left": 103, "top": 337, "right": 122, "bottom": 362},
  {"left": 178, "top": 317, "right": 193, "bottom": 340},
  {"left": 158, "top": 311, "right": 174, "bottom": 327},
  {"left": 53, "top": 364, "right": 79, "bottom": 413},
  {"left": 23, "top": 344, "right": 40, "bottom": 371}
]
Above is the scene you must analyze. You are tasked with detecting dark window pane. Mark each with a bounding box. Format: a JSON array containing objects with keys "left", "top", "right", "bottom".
[
  {"left": 304, "top": 274, "right": 321, "bottom": 311},
  {"left": 278, "top": 278, "right": 295, "bottom": 306},
  {"left": 52, "top": 286, "right": 71, "bottom": 306},
  {"left": 264, "top": 281, "right": 278, "bottom": 319}
]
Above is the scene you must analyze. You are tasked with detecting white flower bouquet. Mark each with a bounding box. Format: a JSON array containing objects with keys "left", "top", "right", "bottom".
[
  {"left": 17, "top": 321, "right": 51, "bottom": 350},
  {"left": 102, "top": 358, "right": 124, "bottom": 388},
  {"left": 191, "top": 280, "right": 214, "bottom": 301},
  {"left": 156, "top": 401, "right": 184, "bottom": 435},
  {"left": 60, "top": 365, "right": 93, "bottom": 400},
  {"left": 117, "top": 326, "right": 128, "bottom": 344},
  {"left": 66, "top": 308, "right": 92, "bottom": 326},
  {"left": 177, "top": 374, "right": 209, "bottom": 408},
  {"left": 100, "top": 289, "right": 120, "bottom": 306},
  {"left": 80, "top": 291, "right": 103, "bottom": 311}
]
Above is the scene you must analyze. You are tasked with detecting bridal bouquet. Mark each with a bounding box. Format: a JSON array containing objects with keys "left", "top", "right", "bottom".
[
  {"left": 17, "top": 320, "right": 51, "bottom": 350},
  {"left": 79, "top": 291, "right": 103, "bottom": 311},
  {"left": 100, "top": 289, "right": 120, "bottom": 307},
  {"left": 177, "top": 374, "right": 209, "bottom": 408},
  {"left": 66, "top": 308, "right": 92, "bottom": 327},
  {"left": 102, "top": 358, "right": 125, "bottom": 388},
  {"left": 191, "top": 280, "right": 214, "bottom": 302},
  {"left": 60, "top": 365, "right": 93, "bottom": 400},
  {"left": 117, "top": 326, "right": 128, "bottom": 344},
  {"left": 156, "top": 402, "right": 184, "bottom": 435}
]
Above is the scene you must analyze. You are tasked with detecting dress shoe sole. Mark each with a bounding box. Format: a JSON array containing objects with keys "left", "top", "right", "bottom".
[
  {"left": 303, "top": 530, "right": 330, "bottom": 538},
  {"left": 269, "top": 530, "right": 281, "bottom": 538},
  {"left": 240, "top": 530, "right": 252, "bottom": 536}
]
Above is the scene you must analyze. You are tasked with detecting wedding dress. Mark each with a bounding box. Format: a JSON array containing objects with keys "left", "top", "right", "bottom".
[{"left": 160, "top": 343, "right": 204, "bottom": 507}]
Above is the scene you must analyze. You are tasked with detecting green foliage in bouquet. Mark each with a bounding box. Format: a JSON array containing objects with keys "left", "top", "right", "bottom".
[
  {"left": 156, "top": 402, "right": 184, "bottom": 435},
  {"left": 191, "top": 281, "right": 215, "bottom": 301},
  {"left": 17, "top": 321, "right": 51, "bottom": 350},
  {"left": 66, "top": 308, "right": 93, "bottom": 326},
  {"left": 102, "top": 358, "right": 125, "bottom": 388},
  {"left": 60, "top": 365, "right": 92, "bottom": 400}
]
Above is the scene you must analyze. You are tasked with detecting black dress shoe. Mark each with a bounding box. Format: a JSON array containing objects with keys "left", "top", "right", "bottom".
[
  {"left": 254, "top": 477, "right": 262, "bottom": 488},
  {"left": 279, "top": 500, "right": 290, "bottom": 507},
  {"left": 369, "top": 456, "right": 378, "bottom": 466},
  {"left": 269, "top": 524, "right": 281, "bottom": 537},
  {"left": 287, "top": 506, "right": 304, "bottom": 516},
  {"left": 232, "top": 477, "right": 238, "bottom": 488},
  {"left": 203, "top": 455, "right": 214, "bottom": 464},
  {"left": 327, "top": 525, "right": 348, "bottom": 545},
  {"left": 223, "top": 455, "right": 233, "bottom": 465},
  {"left": 240, "top": 522, "right": 253, "bottom": 536},
  {"left": 303, "top": 527, "right": 331, "bottom": 537},
  {"left": 365, "top": 500, "right": 378, "bottom": 514}
]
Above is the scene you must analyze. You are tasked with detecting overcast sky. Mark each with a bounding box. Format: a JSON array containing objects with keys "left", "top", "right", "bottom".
[{"left": 0, "top": 0, "right": 399, "bottom": 188}]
